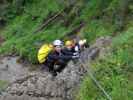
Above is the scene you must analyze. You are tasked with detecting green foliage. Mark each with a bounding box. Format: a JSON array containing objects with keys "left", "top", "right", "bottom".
[
  {"left": 0, "top": 80, "right": 8, "bottom": 92},
  {"left": 83, "top": 20, "right": 114, "bottom": 42},
  {"left": 80, "top": 0, "right": 113, "bottom": 21},
  {"left": 112, "top": 28, "right": 133, "bottom": 47},
  {"left": 1, "top": 0, "right": 132, "bottom": 64},
  {"left": 0, "top": 0, "right": 67, "bottom": 63},
  {"left": 77, "top": 76, "right": 104, "bottom": 100},
  {"left": 77, "top": 27, "right": 133, "bottom": 100}
]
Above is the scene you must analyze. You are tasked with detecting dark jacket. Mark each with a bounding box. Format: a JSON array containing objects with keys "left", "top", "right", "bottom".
[
  {"left": 47, "top": 50, "right": 73, "bottom": 62},
  {"left": 62, "top": 47, "right": 76, "bottom": 56},
  {"left": 44, "top": 50, "right": 72, "bottom": 73},
  {"left": 62, "top": 43, "right": 81, "bottom": 56}
]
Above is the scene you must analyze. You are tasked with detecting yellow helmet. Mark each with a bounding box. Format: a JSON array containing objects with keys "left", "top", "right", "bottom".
[{"left": 65, "top": 40, "right": 73, "bottom": 46}]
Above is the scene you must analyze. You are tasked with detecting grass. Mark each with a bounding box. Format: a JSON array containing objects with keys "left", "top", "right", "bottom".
[
  {"left": 77, "top": 27, "right": 133, "bottom": 100},
  {"left": 0, "top": 0, "right": 69, "bottom": 63},
  {"left": 0, "top": 0, "right": 116, "bottom": 63}
]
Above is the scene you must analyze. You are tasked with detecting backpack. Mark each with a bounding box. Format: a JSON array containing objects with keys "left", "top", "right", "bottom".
[{"left": 37, "top": 44, "right": 53, "bottom": 63}]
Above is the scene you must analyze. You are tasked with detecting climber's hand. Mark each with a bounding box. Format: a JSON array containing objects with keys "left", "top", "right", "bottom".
[
  {"left": 72, "top": 55, "right": 80, "bottom": 59},
  {"left": 73, "top": 52, "right": 79, "bottom": 56}
]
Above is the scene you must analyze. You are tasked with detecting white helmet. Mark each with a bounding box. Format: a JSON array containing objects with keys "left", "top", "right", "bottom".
[{"left": 53, "top": 40, "right": 63, "bottom": 46}]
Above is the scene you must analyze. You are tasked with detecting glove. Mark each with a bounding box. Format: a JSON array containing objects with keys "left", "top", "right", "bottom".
[
  {"left": 72, "top": 55, "right": 80, "bottom": 59},
  {"left": 73, "top": 52, "right": 79, "bottom": 56},
  {"left": 75, "top": 46, "right": 79, "bottom": 52}
]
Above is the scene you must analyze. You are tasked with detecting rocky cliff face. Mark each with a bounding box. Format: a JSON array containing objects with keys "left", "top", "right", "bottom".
[
  {"left": 3, "top": 61, "right": 84, "bottom": 100},
  {"left": 0, "top": 37, "right": 112, "bottom": 100}
]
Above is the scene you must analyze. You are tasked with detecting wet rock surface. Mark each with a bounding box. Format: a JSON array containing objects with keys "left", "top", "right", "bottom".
[
  {"left": 0, "top": 56, "right": 29, "bottom": 82},
  {"left": 1, "top": 60, "right": 86, "bottom": 100},
  {"left": 0, "top": 36, "right": 112, "bottom": 100}
]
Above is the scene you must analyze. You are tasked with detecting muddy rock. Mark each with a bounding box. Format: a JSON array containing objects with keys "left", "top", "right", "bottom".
[{"left": 1, "top": 61, "right": 87, "bottom": 100}]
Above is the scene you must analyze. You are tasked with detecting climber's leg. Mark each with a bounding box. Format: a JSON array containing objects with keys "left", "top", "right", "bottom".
[
  {"left": 55, "top": 59, "right": 67, "bottom": 73},
  {"left": 43, "top": 60, "right": 57, "bottom": 76}
]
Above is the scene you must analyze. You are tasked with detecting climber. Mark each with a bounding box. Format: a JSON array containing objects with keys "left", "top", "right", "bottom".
[
  {"left": 43, "top": 39, "right": 79, "bottom": 76},
  {"left": 64, "top": 39, "right": 88, "bottom": 56},
  {"left": 78, "top": 39, "right": 88, "bottom": 51},
  {"left": 63, "top": 40, "right": 78, "bottom": 56}
]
